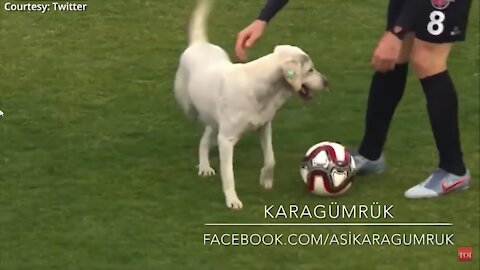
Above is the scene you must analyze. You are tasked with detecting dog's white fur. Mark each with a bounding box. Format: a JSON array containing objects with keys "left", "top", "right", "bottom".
[{"left": 174, "top": 0, "right": 328, "bottom": 209}]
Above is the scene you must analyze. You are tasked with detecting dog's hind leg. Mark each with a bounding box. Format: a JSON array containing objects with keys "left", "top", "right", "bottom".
[
  {"left": 197, "top": 126, "right": 216, "bottom": 177},
  {"left": 259, "top": 122, "right": 275, "bottom": 189},
  {"left": 218, "top": 132, "right": 243, "bottom": 209},
  {"left": 174, "top": 65, "right": 198, "bottom": 120}
]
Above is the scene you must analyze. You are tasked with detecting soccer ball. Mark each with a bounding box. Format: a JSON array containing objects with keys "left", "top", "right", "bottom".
[{"left": 300, "top": 141, "right": 356, "bottom": 196}]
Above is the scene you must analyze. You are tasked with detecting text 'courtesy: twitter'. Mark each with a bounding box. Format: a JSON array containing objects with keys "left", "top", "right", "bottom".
[{"left": 3, "top": 2, "right": 87, "bottom": 14}]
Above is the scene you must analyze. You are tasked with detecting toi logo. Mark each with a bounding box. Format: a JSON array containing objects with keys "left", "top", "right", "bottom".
[{"left": 458, "top": 247, "right": 472, "bottom": 262}]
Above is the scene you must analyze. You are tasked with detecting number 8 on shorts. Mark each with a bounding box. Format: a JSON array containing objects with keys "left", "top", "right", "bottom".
[
  {"left": 416, "top": 0, "right": 473, "bottom": 43},
  {"left": 427, "top": 10, "right": 445, "bottom": 36}
]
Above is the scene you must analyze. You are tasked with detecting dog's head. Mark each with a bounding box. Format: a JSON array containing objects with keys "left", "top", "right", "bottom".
[{"left": 274, "top": 45, "right": 328, "bottom": 100}]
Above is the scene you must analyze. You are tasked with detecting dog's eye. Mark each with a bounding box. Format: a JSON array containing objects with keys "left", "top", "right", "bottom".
[{"left": 308, "top": 68, "right": 314, "bottom": 73}]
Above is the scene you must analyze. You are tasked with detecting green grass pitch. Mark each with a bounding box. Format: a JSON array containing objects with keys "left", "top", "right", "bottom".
[{"left": 0, "top": 0, "right": 478, "bottom": 269}]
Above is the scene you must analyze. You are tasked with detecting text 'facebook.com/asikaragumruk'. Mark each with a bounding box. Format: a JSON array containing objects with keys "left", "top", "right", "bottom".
[{"left": 204, "top": 233, "right": 455, "bottom": 246}]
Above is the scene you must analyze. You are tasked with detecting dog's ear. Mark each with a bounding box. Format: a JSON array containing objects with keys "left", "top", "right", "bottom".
[{"left": 281, "top": 59, "right": 303, "bottom": 91}]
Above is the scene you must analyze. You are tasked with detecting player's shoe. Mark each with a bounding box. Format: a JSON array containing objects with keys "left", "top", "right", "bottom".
[
  {"left": 404, "top": 169, "right": 471, "bottom": 199},
  {"left": 351, "top": 152, "right": 385, "bottom": 175}
]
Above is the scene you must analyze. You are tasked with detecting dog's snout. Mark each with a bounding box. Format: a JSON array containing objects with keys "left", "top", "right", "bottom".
[{"left": 322, "top": 75, "right": 329, "bottom": 87}]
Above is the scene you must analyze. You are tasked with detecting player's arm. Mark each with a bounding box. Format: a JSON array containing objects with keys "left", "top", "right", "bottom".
[
  {"left": 391, "top": 0, "right": 425, "bottom": 39},
  {"left": 235, "top": 0, "right": 289, "bottom": 60},
  {"left": 258, "top": 0, "right": 289, "bottom": 22}
]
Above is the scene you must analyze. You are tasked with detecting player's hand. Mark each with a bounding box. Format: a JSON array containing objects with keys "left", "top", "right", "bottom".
[
  {"left": 235, "top": 20, "right": 267, "bottom": 61},
  {"left": 371, "top": 31, "right": 402, "bottom": 73}
]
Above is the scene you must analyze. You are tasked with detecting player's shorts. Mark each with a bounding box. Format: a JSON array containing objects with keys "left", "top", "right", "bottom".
[{"left": 386, "top": 0, "right": 472, "bottom": 43}]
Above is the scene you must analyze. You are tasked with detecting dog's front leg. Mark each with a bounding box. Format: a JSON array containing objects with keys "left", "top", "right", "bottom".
[
  {"left": 259, "top": 121, "right": 275, "bottom": 189},
  {"left": 218, "top": 133, "right": 242, "bottom": 209}
]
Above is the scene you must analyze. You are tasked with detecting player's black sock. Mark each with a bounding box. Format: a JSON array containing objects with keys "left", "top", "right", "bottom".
[
  {"left": 358, "top": 63, "right": 409, "bottom": 160},
  {"left": 421, "top": 70, "right": 466, "bottom": 176}
]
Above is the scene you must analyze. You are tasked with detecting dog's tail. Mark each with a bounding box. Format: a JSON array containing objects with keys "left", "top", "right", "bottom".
[{"left": 188, "top": 0, "right": 213, "bottom": 45}]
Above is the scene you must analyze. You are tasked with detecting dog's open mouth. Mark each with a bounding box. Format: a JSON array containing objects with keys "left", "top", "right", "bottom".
[{"left": 298, "top": 84, "right": 313, "bottom": 100}]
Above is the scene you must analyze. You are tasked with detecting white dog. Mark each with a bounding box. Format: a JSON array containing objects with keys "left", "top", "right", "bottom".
[{"left": 174, "top": 0, "right": 329, "bottom": 209}]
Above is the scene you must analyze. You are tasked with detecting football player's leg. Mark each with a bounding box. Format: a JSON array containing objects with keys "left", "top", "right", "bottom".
[
  {"left": 355, "top": 0, "right": 413, "bottom": 174},
  {"left": 405, "top": 0, "right": 472, "bottom": 198}
]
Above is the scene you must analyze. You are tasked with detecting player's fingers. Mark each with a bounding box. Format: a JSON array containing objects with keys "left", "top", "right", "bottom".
[
  {"left": 235, "top": 32, "right": 247, "bottom": 47},
  {"left": 245, "top": 32, "right": 260, "bottom": 48},
  {"left": 373, "top": 58, "right": 389, "bottom": 73},
  {"left": 378, "top": 61, "right": 389, "bottom": 73},
  {"left": 235, "top": 32, "right": 249, "bottom": 61},
  {"left": 235, "top": 46, "right": 246, "bottom": 61},
  {"left": 371, "top": 55, "right": 382, "bottom": 70},
  {"left": 371, "top": 55, "right": 377, "bottom": 67},
  {"left": 378, "top": 57, "right": 396, "bottom": 72},
  {"left": 386, "top": 60, "right": 396, "bottom": 71},
  {"left": 381, "top": 60, "right": 394, "bottom": 72}
]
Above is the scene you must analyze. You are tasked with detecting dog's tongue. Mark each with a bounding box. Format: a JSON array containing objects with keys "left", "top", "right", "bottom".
[{"left": 299, "top": 87, "right": 312, "bottom": 100}]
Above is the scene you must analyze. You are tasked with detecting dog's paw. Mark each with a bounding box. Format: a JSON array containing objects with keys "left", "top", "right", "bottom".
[
  {"left": 225, "top": 196, "right": 243, "bottom": 210},
  {"left": 197, "top": 164, "right": 216, "bottom": 177},
  {"left": 260, "top": 178, "right": 273, "bottom": 189},
  {"left": 260, "top": 167, "right": 274, "bottom": 189}
]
